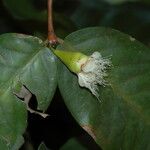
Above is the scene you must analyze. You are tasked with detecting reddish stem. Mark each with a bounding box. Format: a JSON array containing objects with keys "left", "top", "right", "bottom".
[{"left": 47, "top": 0, "right": 58, "bottom": 45}]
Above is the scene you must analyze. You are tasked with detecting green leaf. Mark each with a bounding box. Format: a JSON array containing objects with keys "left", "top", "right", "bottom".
[
  {"left": 0, "top": 33, "right": 57, "bottom": 149},
  {"left": 0, "top": 33, "right": 57, "bottom": 110},
  {"left": 60, "top": 138, "right": 87, "bottom": 150},
  {"left": 0, "top": 138, "right": 8, "bottom": 149},
  {"left": 0, "top": 89, "right": 27, "bottom": 149},
  {"left": 2, "top": 0, "right": 46, "bottom": 21},
  {"left": 58, "top": 27, "right": 150, "bottom": 150}
]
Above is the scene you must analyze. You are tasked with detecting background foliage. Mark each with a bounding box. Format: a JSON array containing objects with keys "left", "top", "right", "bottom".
[{"left": 0, "top": 0, "right": 149, "bottom": 150}]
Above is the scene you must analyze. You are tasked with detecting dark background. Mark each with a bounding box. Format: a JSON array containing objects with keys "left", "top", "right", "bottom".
[{"left": 0, "top": 0, "right": 149, "bottom": 149}]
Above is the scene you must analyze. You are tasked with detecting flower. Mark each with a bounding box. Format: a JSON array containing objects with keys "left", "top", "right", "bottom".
[
  {"left": 53, "top": 50, "right": 111, "bottom": 99},
  {"left": 77, "top": 52, "right": 111, "bottom": 98}
]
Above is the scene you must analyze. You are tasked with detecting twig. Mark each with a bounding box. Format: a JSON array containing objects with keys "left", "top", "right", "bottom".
[{"left": 47, "top": 0, "right": 58, "bottom": 45}]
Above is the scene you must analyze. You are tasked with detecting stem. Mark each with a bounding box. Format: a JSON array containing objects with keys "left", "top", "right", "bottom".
[{"left": 47, "top": 0, "right": 58, "bottom": 45}]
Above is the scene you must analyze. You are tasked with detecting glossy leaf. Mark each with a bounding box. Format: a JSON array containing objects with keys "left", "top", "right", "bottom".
[
  {"left": 58, "top": 27, "right": 150, "bottom": 150},
  {"left": 0, "top": 33, "right": 57, "bottom": 149},
  {"left": 0, "top": 33, "right": 57, "bottom": 110}
]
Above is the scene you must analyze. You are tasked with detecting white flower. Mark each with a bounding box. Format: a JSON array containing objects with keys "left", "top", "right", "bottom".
[
  {"left": 77, "top": 52, "right": 111, "bottom": 99},
  {"left": 53, "top": 49, "right": 111, "bottom": 99}
]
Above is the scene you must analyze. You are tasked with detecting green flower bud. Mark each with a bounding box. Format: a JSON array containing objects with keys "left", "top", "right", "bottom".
[{"left": 54, "top": 50, "right": 88, "bottom": 73}]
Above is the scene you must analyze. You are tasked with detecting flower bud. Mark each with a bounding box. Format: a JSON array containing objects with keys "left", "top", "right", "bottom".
[{"left": 54, "top": 50, "right": 88, "bottom": 73}]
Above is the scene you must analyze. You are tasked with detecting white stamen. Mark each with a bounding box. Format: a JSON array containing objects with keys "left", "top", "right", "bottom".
[{"left": 77, "top": 51, "right": 111, "bottom": 99}]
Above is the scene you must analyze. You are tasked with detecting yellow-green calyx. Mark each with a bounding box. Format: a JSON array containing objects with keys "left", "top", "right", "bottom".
[{"left": 53, "top": 50, "right": 89, "bottom": 73}]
